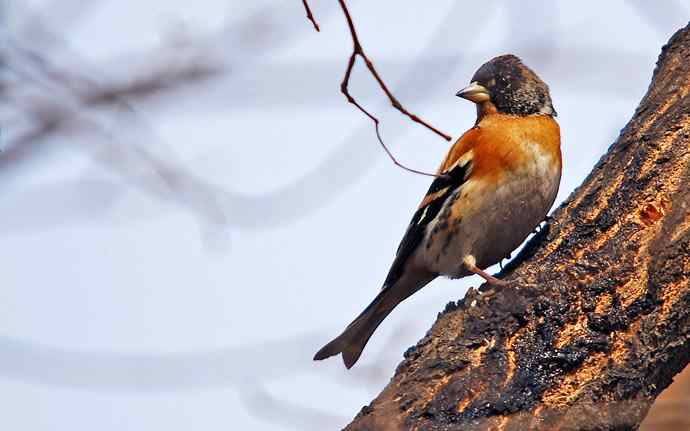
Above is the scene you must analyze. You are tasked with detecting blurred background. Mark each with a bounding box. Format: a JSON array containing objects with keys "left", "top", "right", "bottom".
[{"left": 1, "top": 1, "right": 689, "bottom": 429}]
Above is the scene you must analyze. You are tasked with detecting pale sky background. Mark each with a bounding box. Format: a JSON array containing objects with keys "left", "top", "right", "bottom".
[{"left": 1, "top": 1, "right": 689, "bottom": 430}]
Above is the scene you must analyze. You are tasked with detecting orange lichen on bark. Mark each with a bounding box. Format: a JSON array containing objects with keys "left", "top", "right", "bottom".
[
  {"left": 504, "top": 326, "right": 528, "bottom": 383},
  {"left": 541, "top": 353, "right": 609, "bottom": 406},
  {"left": 470, "top": 338, "right": 495, "bottom": 367},
  {"left": 456, "top": 393, "right": 474, "bottom": 413},
  {"left": 617, "top": 276, "right": 648, "bottom": 308},
  {"left": 554, "top": 314, "right": 589, "bottom": 349},
  {"left": 455, "top": 378, "right": 491, "bottom": 415},
  {"left": 610, "top": 326, "right": 634, "bottom": 364},
  {"left": 594, "top": 292, "right": 614, "bottom": 314},
  {"left": 421, "top": 374, "right": 453, "bottom": 406},
  {"left": 659, "top": 279, "right": 690, "bottom": 321}
]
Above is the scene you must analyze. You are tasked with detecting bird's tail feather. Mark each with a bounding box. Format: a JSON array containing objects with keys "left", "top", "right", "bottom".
[{"left": 313, "top": 270, "right": 435, "bottom": 368}]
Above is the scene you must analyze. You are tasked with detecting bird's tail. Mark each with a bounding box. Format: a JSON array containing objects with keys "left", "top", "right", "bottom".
[{"left": 313, "top": 270, "right": 435, "bottom": 368}]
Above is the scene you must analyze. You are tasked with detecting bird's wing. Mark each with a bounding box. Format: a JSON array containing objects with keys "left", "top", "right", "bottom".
[{"left": 382, "top": 128, "right": 479, "bottom": 288}]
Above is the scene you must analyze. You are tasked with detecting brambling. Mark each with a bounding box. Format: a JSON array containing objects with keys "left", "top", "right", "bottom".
[{"left": 314, "top": 54, "right": 561, "bottom": 368}]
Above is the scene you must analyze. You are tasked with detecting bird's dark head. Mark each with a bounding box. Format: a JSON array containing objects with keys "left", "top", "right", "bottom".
[{"left": 456, "top": 54, "right": 556, "bottom": 117}]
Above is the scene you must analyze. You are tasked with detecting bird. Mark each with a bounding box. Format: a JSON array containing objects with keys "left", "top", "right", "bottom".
[{"left": 314, "top": 54, "right": 561, "bottom": 369}]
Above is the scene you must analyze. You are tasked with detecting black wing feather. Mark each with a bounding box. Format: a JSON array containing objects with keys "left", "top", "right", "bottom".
[{"left": 383, "top": 160, "right": 471, "bottom": 287}]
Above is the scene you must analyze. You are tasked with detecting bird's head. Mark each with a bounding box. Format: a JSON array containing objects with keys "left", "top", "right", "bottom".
[{"left": 456, "top": 54, "right": 556, "bottom": 118}]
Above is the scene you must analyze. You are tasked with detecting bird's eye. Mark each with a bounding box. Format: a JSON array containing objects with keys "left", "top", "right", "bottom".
[{"left": 487, "top": 78, "right": 496, "bottom": 87}]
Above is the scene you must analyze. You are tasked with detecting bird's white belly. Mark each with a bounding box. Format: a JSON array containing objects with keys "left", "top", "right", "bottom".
[{"left": 421, "top": 149, "right": 560, "bottom": 277}]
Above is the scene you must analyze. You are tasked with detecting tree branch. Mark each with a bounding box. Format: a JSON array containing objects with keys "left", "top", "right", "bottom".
[
  {"left": 302, "top": 0, "right": 451, "bottom": 177},
  {"left": 337, "top": 0, "right": 450, "bottom": 178},
  {"left": 346, "top": 22, "right": 690, "bottom": 431},
  {"left": 337, "top": 0, "right": 451, "bottom": 142},
  {"left": 301, "top": 0, "right": 320, "bottom": 32}
]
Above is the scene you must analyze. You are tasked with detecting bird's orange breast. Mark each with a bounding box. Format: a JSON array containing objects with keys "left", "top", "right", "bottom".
[{"left": 439, "top": 113, "right": 561, "bottom": 183}]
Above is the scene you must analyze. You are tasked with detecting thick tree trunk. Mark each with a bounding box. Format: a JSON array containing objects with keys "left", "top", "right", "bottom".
[{"left": 346, "top": 23, "right": 690, "bottom": 431}]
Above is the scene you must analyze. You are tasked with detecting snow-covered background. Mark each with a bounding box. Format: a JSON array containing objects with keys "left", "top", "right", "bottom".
[{"left": 1, "top": 1, "right": 688, "bottom": 429}]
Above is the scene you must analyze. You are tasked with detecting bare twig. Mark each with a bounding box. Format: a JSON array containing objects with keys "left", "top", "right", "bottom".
[
  {"left": 301, "top": 0, "right": 320, "bottom": 32},
  {"left": 336, "top": 1, "right": 449, "bottom": 177},
  {"left": 338, "top": 0, "right": 451, "bottom": 142}
]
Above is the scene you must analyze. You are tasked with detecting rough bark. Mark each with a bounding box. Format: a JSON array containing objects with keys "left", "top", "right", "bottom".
[{"left": 346, "top": 23, "right": 690, "bottom": 431}]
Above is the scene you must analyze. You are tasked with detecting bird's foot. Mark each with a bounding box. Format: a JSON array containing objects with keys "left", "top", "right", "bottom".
[{"left": 463, "top": 255, "right": 509, "bottom": 288}]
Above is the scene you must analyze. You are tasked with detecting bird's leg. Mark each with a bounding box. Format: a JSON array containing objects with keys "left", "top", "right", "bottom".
[
  {"left": 463, "top": 255, "right": 509, "bottom": 287},
  {"left": 470, "top": 266, "right": 509, "bottom": 287}
]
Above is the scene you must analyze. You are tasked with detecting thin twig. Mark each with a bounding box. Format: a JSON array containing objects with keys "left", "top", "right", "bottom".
[
  {"left": 339, "top": 0, "right": 450, "bottom": 141},
  {"left": 337, "top": 0, "right": 449, "bottom": 178},
  {"left": 301, "top": 0, "right": 320, "bottom": 32}
]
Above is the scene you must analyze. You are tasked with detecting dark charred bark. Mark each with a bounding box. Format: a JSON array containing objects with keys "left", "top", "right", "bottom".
[{"left": 345, "top": 23, "right": 690, "bottom": 431}]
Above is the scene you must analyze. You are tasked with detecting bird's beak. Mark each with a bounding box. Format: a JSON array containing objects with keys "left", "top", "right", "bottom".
[{"left": 456, "top": 82, "right": 490, "bottom": 103}]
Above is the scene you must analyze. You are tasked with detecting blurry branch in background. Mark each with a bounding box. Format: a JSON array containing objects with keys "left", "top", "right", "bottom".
[
  {"left": 2, "top": 1, "right": 350, "bottom": 233},
  {"left": 302, "top": 0, "right": 450, "bottom": 177},
  {"left": 2, "top": 37, "right": 228, "bottom": 225},
  {"left": 1, "top": 2, "right": 233, "bottom": 226}
]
